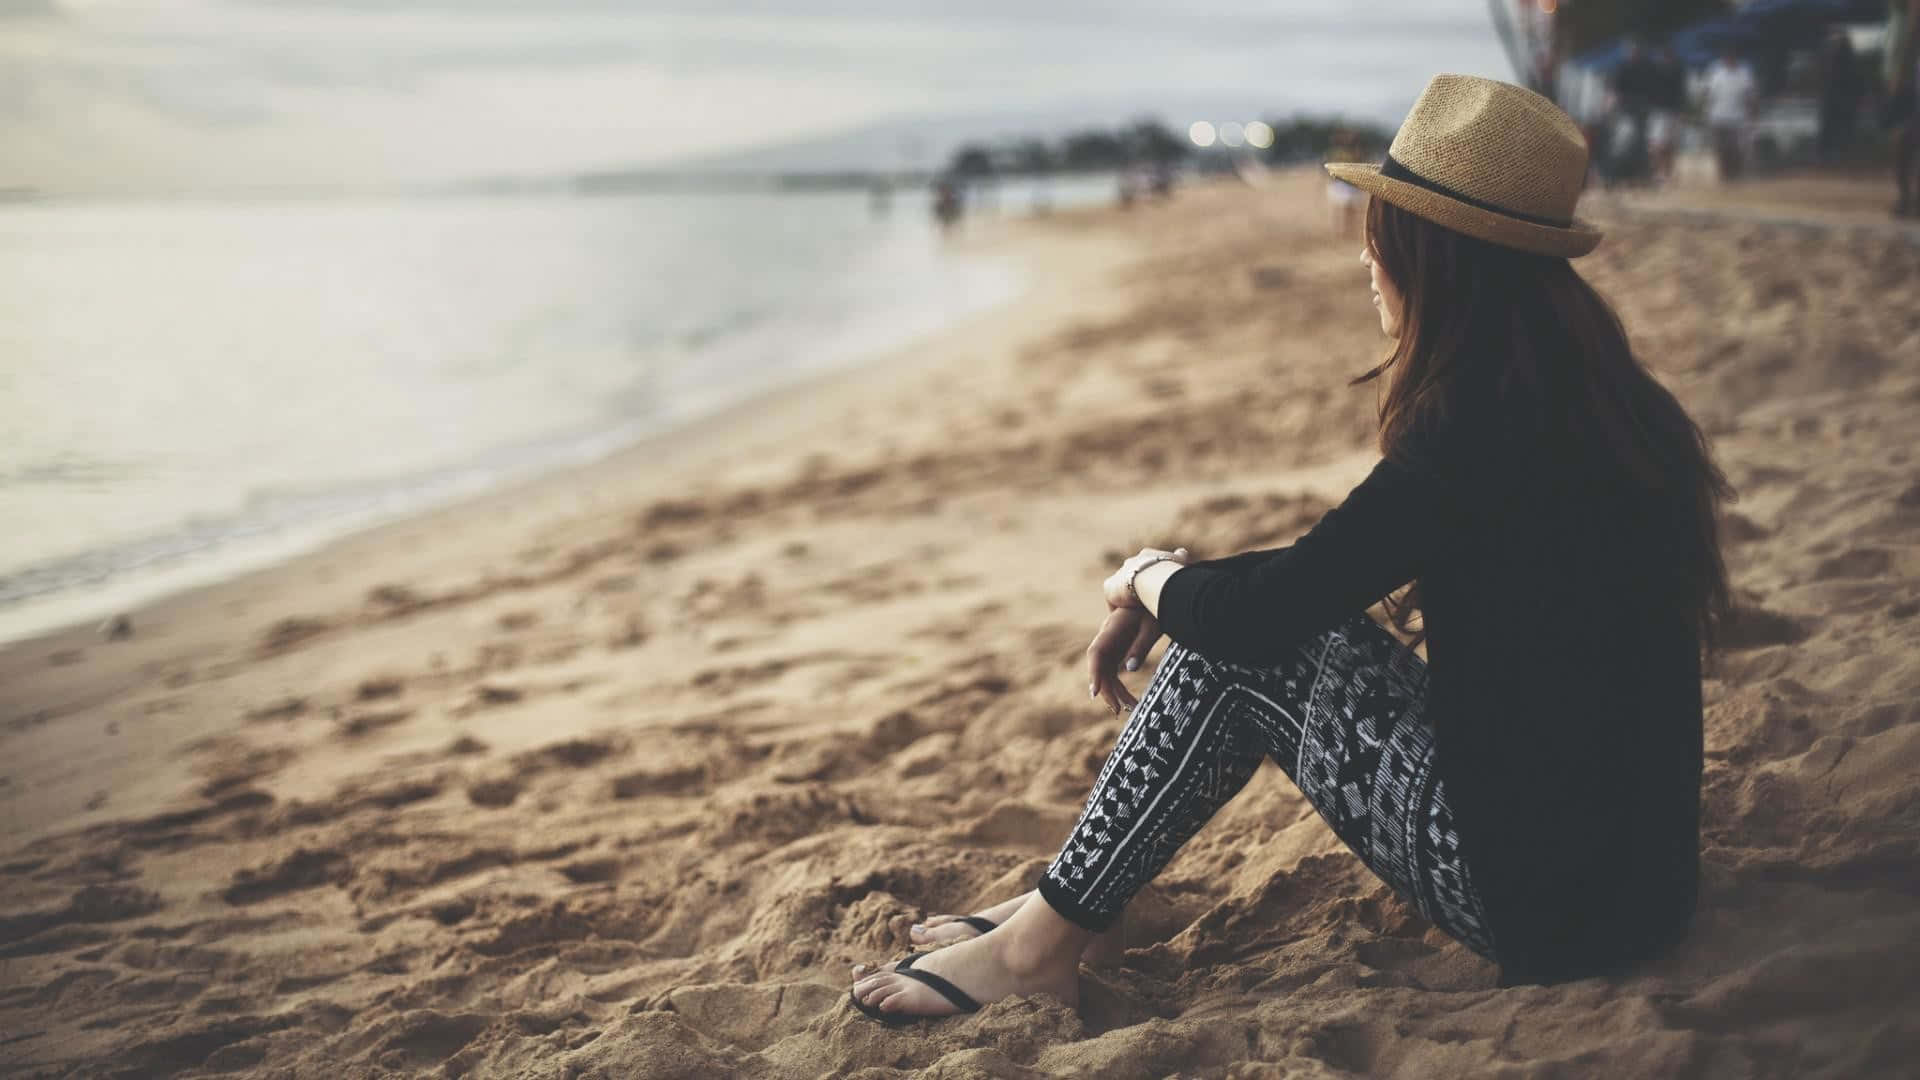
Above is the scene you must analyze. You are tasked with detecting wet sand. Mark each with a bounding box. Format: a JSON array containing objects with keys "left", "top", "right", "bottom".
[{"left": 3, "top": 169, "right": 1919, "bottom": 1077}]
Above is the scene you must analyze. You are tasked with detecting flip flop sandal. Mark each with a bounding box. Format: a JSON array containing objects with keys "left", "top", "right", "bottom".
[
  {"left": 916, "top": 915, "right": 997, "bottom": 945},
  {"left": 848, "top": 951, "right": 982, "bottom": 1026},
  {"left": 953, "top": 915, "right": 998, "bottom": 936}
]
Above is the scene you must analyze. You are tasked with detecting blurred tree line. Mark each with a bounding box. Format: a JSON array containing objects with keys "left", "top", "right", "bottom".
[
  {"left": 1258, "top": 115, "right": 1394, "bottom": 163},
  {"left": 945, "top": 114, "right": 1393, "bottom": 178},
  {"left": 947, "top": 119, "right": 1187, "bottom": 178}
]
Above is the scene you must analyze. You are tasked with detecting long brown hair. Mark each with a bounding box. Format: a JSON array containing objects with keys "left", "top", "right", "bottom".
[{"left": 1360, "top": 196, "right": 1733, "bottom": 657}]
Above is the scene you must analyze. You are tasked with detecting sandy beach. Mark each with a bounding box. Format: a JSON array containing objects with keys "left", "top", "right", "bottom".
[{"left": 3, "top": 168, "right": 1919, "bottom": 1077}]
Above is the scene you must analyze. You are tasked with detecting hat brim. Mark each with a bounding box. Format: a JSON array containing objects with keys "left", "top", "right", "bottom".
[{"left": 1326, "top": 162, "right": 1602, "bottom": 258}]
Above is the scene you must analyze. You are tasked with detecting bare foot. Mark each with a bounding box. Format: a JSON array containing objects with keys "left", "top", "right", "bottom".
[
  {"left": 909, "top": 890, "right": 1124, "bottom": 966},
  {"left": 854, "top": 895, "right": 1087, "bottom": 1021}
]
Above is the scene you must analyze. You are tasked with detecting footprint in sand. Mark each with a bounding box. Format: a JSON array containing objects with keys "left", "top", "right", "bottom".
[
  {"left": 685, "top": 652, "right": 839, "bottom": 696},
  {"left": 515, "top": 736, "right": 621, "bottom": 770},
  {"left": 905, "top": 600, "right": 1009, "bottom": 645},
  {"left": 558, "top": 856, "right": 622, "bottom": 884},
  {"left": 334, "top": 708, "right": 413, "bottom": 739},
  {"left": 195, "top": 743, "right": 297, "bottom": 798},
  {"left": 463, "top": 737, "right": 625, "bottom": 808},
  {"left": 222, "top": 848, "right": 350, "bottom": 905},
  {"left": 1719, "top": 602, "right": 1810, "bottom": 651},
  {"left": 496, "top": 610, "right": 541, "bottom": 632},
  {"left": 707, "top": 784, "right": 868, "bottom": 847},
  {"left": 355, "top": 675, "right": 406, "bottom": 701},
  {"left": 466, "top": 776, "right": 521, "bottom": 808},
  {"left": 257, "top": 616, "right": 330, "bottom": 655},
  {"left": 610, "top": 763, "right": 708, "bottom": 799},
  {"left": 951, "top": 800, "right": 1081, "bottom": 850},
  {"left": 1812, "top": 547, "right": 1892, "bottom": 582},
  {"left": 244, "top": 697, "right": 307, "bottom": 724}
]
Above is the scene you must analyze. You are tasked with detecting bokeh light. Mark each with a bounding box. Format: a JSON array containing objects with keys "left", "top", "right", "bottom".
[
  {"left": 1188, "top": 120, "right": 1217, "bottom": 148},
  {"left": 1245, "top": 120, "right": 1275, "bottom": 149},
  {"left": 1219, "top": 121, "right": 1245, "bottom": 148}
]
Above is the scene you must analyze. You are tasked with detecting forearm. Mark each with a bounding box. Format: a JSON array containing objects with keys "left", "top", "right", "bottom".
[{"left": 1144, "top": 455, "right": 1444, "bottom": 666}]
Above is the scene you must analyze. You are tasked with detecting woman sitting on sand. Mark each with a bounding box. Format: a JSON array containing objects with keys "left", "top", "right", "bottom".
[{"left": 851, "top": 74, "right": 1730, "bottom": 1022}]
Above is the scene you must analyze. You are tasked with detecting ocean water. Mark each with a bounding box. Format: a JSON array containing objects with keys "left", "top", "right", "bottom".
[{"left": 0, "top": 176, "right": 1117, "bottom": 644}]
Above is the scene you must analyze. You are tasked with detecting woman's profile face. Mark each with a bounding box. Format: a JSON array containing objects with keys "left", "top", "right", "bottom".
[{"left": 1361, "top": 236, "right": 1404, "bottom": 339}]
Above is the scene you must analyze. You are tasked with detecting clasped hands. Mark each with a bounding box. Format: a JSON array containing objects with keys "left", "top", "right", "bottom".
[{"left": 1086, "top": 546, "right": 1188, "bottom": 715}]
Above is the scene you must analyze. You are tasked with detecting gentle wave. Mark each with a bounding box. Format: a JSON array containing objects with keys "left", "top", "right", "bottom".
[{"left": 0, "top": 181, "right": 1094, "bottom": 643}]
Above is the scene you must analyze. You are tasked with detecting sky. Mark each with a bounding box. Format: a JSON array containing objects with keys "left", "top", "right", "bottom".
[{"left": 0, "top": 0, "right": 1515, "bottom": 195}]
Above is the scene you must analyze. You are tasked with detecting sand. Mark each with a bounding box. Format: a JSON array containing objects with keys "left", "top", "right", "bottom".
[{"left": 3, "top": 169, "right": 1919, "bottom": 1078}]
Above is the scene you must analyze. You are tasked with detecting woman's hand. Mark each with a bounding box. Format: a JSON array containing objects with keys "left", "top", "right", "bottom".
[
  {"left": 1103, "top": 547, "right": 1189, "bottom": 610},
  {"left": 1086, "top": 606, "right": 1164, "bottom": 715}
]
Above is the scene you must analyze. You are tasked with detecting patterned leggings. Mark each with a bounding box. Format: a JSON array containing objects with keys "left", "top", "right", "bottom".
[{"left": 1036, "top": 612, "right": 1498, "bottom": 960}]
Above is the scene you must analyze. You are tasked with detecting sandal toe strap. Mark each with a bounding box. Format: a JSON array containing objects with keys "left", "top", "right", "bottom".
[{"left": 896, "top": 952, "right": 982, "bottom": 1013}]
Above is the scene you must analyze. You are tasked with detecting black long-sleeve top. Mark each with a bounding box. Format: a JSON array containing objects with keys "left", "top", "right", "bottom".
[{"left": 1157, "top": 419, "right": 1703, "bottom": 985}]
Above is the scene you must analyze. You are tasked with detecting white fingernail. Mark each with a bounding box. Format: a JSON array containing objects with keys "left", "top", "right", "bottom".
[{"left": 1124, "top": 657, "right": 1139, "bottom": 671}]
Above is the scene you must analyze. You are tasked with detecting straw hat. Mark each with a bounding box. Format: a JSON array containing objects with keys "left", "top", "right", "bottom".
[{"left": 1326, "top": 73, "right": 1602, "bottom": 258}]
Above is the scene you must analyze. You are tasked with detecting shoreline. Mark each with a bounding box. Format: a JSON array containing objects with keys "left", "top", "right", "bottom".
[
  {"left": 0, "top": 199, "right": 1140, "bottom": 845},
  {"left": 0, "top": 191, "right": 1030, "bottom": 650},
  {"left": 0, "top": 223, "right": 1038, "bottom": 656}
]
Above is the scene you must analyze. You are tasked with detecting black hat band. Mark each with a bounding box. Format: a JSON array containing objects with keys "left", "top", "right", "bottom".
[{"left": 1380, "top": 154, "right": 1574, "bottom": 229}]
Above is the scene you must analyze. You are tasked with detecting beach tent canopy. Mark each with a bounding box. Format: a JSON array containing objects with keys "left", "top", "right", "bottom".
[
  {"left": 1573, "top": 0, "right": 1884, "bottom": 74},
  {"left": 1668, "top": 15, "right": 1766, "bottom": 66}
]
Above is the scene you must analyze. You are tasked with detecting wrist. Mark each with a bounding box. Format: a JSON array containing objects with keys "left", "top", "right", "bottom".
[
  {"left": 1123, "top": 554, "right": 1173, "bottom": 602},
  {"left": 1127, "top": 557, "right": 1185, "bottom": 616}
]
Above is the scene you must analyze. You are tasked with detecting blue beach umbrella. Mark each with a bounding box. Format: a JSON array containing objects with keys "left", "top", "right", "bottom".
[
  {"left": 1735, "top": 0, "right": 1882, "bottom": 19},
  {"left": 1667, "top": 16, "right": 1764, "bottom": 68}
]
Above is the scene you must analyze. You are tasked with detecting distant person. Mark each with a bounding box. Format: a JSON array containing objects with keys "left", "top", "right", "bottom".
[
  {"left": 1609, "top": 41, "right": 1659, "bottom": 182},
  {"left": 1648, "top": 46, "right": 1690, "bottom": 183},
  {"left": 1323, "top": 131, "right": 1365, "bottom": 238},
  {"left": 1885, "top": 0, "right": 1920, "bottom": 217},
  {"left": 852, "top": 74, "right": 1726, "bottom": 1022},
  {"left": 1818, "top": 29, "right": 1864, "bottom": 160},
  {"left": 1148, "top": 160, "right": 1175, "bottom": 199},
  {"left": 1702, "top": 47, "right": 1758, "bottom": 181},
  {"left": 931, "top": 178, "right": 963, "bottom": 232}
]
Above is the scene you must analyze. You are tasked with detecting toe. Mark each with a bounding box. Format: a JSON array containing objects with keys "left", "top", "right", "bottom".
[
  {"left": 853, "top": 955, "right": 902, "bottom": 983},
  {"left": 869, "top": 971, "right": 906, "bottom": 998},
  {"left": 880, "top": 979, "right": 958, "bottom": 1018},
  {"left": 914, "top": 924, "right": 972, "bottom": 947},
  {"left": 867, "top": 974, "right": 904, "bottom": 1005}
]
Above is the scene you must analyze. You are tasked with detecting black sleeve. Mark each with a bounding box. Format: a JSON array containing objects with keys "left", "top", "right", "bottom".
[
  {"left": 1155, "top": 454, "right": 1454, "bottom": 666},
  {"left": 1182, "top": 546, "right": 1290, "bottom": 575}
]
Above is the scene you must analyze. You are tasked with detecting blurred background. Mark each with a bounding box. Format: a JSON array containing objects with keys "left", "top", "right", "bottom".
[{"left": 0, "top": 0, "right": 1911, "bottom": 643}]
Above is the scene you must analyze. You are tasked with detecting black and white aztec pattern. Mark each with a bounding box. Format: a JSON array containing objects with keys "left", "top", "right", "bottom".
[{"left": 1036, "top": 612, "right": 1497, "bottom": 960}]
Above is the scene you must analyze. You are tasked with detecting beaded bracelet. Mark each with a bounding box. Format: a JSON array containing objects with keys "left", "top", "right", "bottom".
[{"left": 1124, "top": 553, "right": 1178, "bottom": 602}]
